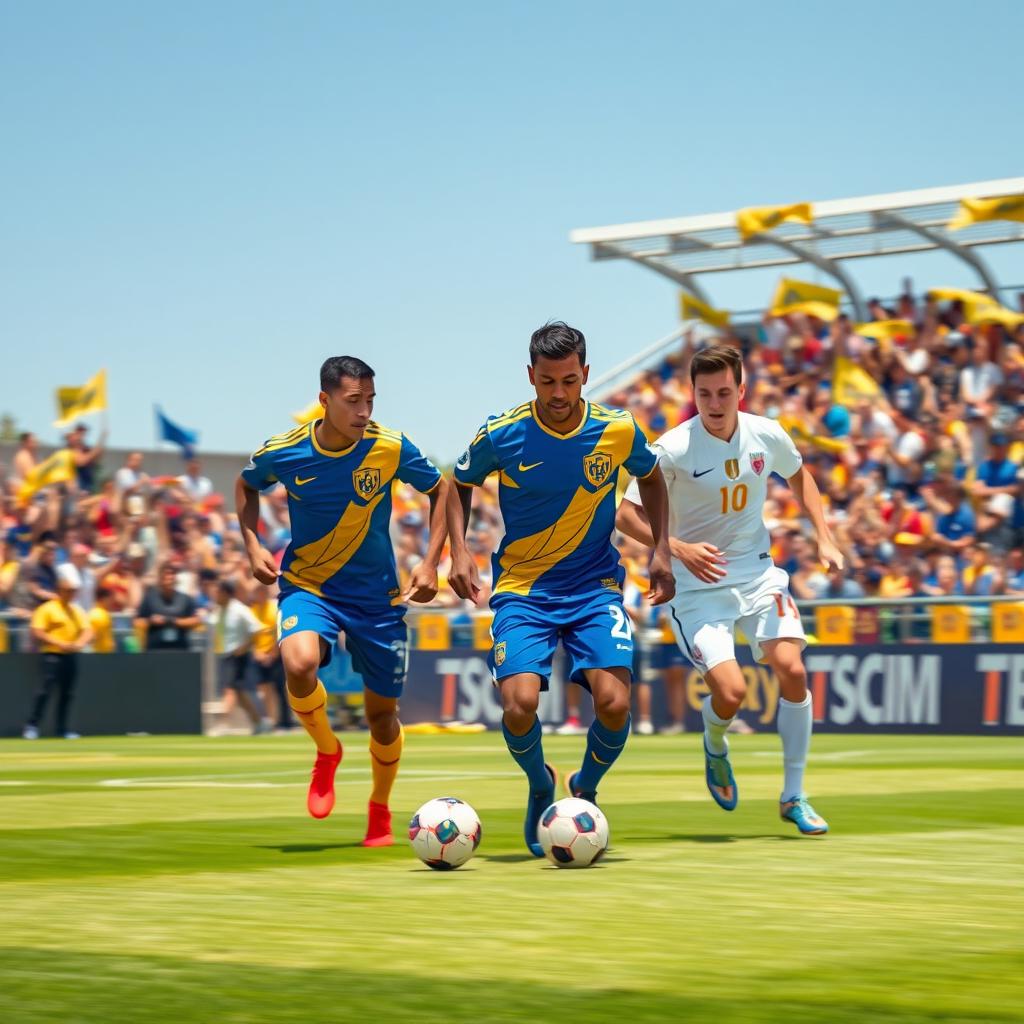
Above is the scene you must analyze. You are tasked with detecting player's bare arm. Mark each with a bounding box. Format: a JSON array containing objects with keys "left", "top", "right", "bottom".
[
  {"left": 633, "top": 466, "right": 675, "bottom": 605},
  {"left": 402, "top": 478, "right": 452, "bottom": 603},
  {"left": 445, "top": 480, "right": 482, "bottom": 604},
  {"left": 786, "top": 465, "right": 843, "bottom": 571},
  {"left": 616, "top": 499, "right": 727, "bottom": 585},
  {"left": 234, "top": 476, "right": 280, "bottom": 585}
]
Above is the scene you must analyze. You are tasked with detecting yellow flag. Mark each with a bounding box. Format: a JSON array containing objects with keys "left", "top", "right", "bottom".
[
  {"left": 18, "top": 449, "right": 75, "bottom": 506},
  {"left": 54, "top": 369, "right": 107, "bottom": 428},
  {"left": 854, "top": 320, "right": 916, "bottom": 342},
  {"left": 737, "top": 202, "right": 813, "bottom": 240},
  {"left": 777, "top": 414, "right": 847, "bottom": 454},
  {"left": 928, "top": 287, "right": 1024, "bottom": 329},
  {"left": 832, "top": 356, "right": 880, "bottom": 408},
  {"left": 948, "top": 194, "right": 1024, "bottom": 231},
  {"left": 292, "top": 400, "right": 323, "bottom": 425},
  {"left": 680, "top": 292, "right": 730, "bottom": 329},
  {"left": 972, "top": 305, "right": 1024, "bottom": 330},
  {"left": 769, "top": 277, "right": 842, "bottom": 321}
]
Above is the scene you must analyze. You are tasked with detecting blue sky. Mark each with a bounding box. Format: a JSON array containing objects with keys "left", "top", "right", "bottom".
[{"left": 2, "top": 0, "right": 1022, "bottom": 463}]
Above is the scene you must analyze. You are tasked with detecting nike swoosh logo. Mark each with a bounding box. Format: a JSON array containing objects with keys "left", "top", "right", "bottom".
[
  {"left": 693, "top": 468, "right": 714, "bottom": 478},
  {"left": 294, "top": 475, "right": 317, "bottom": 486},
  {"left": 518, "top": 461, "right": 543, "bottom": 472}
]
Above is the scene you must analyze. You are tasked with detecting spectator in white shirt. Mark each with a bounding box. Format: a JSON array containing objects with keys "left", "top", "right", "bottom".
[
  {"left": 960, "top": 340, "right": 1003, "bottom": 416},
  {"left": 210, "top": 579, "right": 267, "bottom": 734},
  {"left": 177, "top": 458, "right": 214, "bottom": 503}
]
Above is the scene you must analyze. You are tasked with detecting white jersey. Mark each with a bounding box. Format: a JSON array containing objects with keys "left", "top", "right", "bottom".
[{"left": 625, "top": 411, "right": 802, "bottom": 594}]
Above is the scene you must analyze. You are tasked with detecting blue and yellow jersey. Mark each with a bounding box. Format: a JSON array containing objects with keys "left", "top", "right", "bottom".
[
  {"left": 454, "top": 400, "right": 657, "bottom": 602},
  {"left": 241, "top": 420, "right": 441, "bottom": 608}
]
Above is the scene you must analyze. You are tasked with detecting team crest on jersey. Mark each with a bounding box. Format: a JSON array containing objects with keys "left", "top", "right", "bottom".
[
  {"left": 583, "top": 451, "right": 613, "bottom": 487},
  {"left": 750, "top": 451, "right": 767, "bottom": 476},
  {"left": 494, "top": 641, "right": 507, "bottom": 667},
  {"left": 724, "top": 458, "right": 740, "bottom": 480},
  {"left": 281, "top": 615, "right": 298, "bottom": 631},
  {"left": 353, "top": 467, "right": 381, "bottom": 499}
]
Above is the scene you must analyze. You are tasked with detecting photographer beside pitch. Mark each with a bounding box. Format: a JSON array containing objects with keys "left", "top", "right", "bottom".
[{"left": 617, "top": 344, "right": 842, "bottom": 835}]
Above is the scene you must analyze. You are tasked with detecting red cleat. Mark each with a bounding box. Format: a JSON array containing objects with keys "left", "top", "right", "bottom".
[
  {"left": 361, "top": 800, "right": 394, "bottom": 847},
  {"left": 307, "top": 742, "right": 343, "bottom": 819}
]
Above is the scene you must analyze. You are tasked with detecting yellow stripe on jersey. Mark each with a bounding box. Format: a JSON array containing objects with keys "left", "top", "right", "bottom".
[
  {"left": 254, "top": 423, "right": 311, "bottom": 457},
  {"left": 592, "top": 415, "right": 638, "bottom": 466},
  {"left": 498, "top": 470, "right": 520, "bottom": 489},
  {"left": 488, "top": 403, "right": 533, "bottom": 432},
  {"left": 365, "top": 421, "right": 401, "bottom": 441},
  {"left": 494, "top": 480, "right": 614, "bottom": 595},
  {"left": 281, "top": 433, "right": 403, "bottom": 596}
]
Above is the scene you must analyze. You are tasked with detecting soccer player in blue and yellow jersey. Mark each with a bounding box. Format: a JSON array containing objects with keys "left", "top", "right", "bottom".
[
  {"left": 447, "top": 322, "right": 675, "bottom": 856},
  {"left": 235, "top": 356, "right": 449, "bottom": 846}
]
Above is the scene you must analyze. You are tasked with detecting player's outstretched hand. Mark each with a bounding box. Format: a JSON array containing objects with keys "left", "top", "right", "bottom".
[
  {"left": 403, "top": 562, "right": 439, "bottom": 604},
  {"left": 249, "top": 547, "right": 280, "bottom": 585},
  {"left": 671, "top": 538, "right": 727, "bottom": 585},
  {"left": 818, "top": 538, "right": 845, "bottom": 572},
  {"left": 448, "top": 551, "right": 483, "bottom": 605},
  {"left": 647, "top": 551, "right": 675, "bottom": 606}
]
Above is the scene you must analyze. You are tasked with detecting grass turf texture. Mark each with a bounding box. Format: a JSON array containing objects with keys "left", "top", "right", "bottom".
[{"left": 0, "top": 733, "right": 1021, "bottom": 1024}]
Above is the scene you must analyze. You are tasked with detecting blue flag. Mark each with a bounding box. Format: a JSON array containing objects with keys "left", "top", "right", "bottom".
[{"left": 155, "top": 406, "right": 200, "bottom": 458}]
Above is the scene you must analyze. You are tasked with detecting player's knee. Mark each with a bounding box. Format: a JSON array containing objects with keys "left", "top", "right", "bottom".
[
  {"left": 282, "top": 652, "right": 319, "bottom": 694},
  {"left": 366, "top": 706, "right": 400, "bottom": 741},
  {"left": 502, "top": 693, "right": 538, "bottom": 731},
  {"left": 716, "top": 682, "right": 747, "bottom": 716},
  {"left": 594, "top": 688, "right": 630, "bottom": 728},
  {"left": 777, "top": 657, "right": 807, "bottom": 697}
]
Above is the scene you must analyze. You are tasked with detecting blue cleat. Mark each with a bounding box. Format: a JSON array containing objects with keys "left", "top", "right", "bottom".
[
  {"left": 703, "top": 740, "right": 738, "bottom": 811},
  {"left": 780, "top": 796, "right": 828, "bottom": 835},
  {"left": 565, "top": 769, "right": 598, "bottom": 806},
  {"left": 525, "top": 764, "right": 557, "bottom": 857}
]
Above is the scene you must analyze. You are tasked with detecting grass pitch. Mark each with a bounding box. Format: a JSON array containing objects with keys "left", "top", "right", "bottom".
[{"left": 0, "top": 731, "right": 1021, "bottom": 1023}]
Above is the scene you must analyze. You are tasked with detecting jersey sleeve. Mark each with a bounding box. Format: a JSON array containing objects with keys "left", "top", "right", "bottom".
[
  {"left": 623, "top": 418, "right": 658, "bottom": 479},
  {"left": 240, "top": 444, "right": 279, "bottom": 492},
  {"left": 623, "top": 440, "right": 673, "bottom": 505},
  {"left": 767, "top": 421, "right": 803, "bottom": 478},
  {"left": 453, "top": 424, "right": 500, "bottom": 487},
  {"left": 397, "top": 435, "right": 442, "bottom": 494}
]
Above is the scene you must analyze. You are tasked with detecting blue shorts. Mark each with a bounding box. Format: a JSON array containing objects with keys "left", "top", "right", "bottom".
[
  {"left": 489, "top": 589, "right": 635, "bottom": 690},
  {"left": 277, "top": 588, "right": 408, "bottom": 699}
]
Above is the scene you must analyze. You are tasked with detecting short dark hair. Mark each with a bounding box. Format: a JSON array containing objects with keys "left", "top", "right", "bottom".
[
  {"left": 690, "top": 344, "right": 743, "bottom": 387},
  {"left": 320, "top": 356, "right": 374, "bottom": 392},
  {"left": 217, "top": 578, "right": 236, "bottom": 597},
  {"left": 529, "top": 322, "right": 586, "bottom": 366},
  {"left": 19, "top": 431, "right": 33, "bottom": 444}
]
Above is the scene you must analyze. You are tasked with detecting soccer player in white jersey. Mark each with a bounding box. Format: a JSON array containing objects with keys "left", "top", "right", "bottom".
[{"left": 616, "top": 344, "right": 843, "bottom": 835}]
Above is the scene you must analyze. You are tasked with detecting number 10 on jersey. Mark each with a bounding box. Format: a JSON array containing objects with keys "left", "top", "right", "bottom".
[{"left": 720, "top": 484, "right": 748, "bottom": 513}]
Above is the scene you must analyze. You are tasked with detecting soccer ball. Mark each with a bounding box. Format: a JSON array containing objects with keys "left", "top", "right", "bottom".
[
  {"left": 409, "top": 797, "right": 482, "bottom": 870},
  {"left": 536, "top": 797, "right": 609, "bottom": 868}
]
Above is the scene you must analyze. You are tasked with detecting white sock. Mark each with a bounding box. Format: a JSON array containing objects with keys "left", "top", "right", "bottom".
[
  {"left": 702, "top": 695, "right": 733, "bottom": 755},
  {"left": 778, "top": 693, "right": 813, "bottom": 802}
]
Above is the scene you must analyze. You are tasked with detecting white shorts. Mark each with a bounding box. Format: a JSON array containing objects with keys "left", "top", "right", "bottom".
[{"left": 666, "top": 566, "right": 806, "bottom": 673}]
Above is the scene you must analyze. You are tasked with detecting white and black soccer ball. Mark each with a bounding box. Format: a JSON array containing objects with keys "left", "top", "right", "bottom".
[
  {"left": 536, "top": 797, "right": 609, "bottom": 868},
  {"left": 409, "top": 797, "right": 482, "bottom": 870}
]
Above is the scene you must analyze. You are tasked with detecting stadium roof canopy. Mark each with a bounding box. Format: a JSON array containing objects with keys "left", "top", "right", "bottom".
[{"left": 570, "top": 177, "right": 1024, "bottom": 322}]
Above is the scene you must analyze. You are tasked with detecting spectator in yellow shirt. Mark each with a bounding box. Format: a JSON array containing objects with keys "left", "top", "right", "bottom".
[
  {"left": 88, "top": 585, "right": 118, "bottom": 653},
  {"left": 23, "top": 564, "right": 93, "bottom": 739}
]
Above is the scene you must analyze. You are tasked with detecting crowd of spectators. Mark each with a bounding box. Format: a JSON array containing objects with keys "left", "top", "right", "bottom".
[
  {"left": 602, "top": 283, "right": 1024, "bottom": 604},
  {"left": 4, "top": 281, "right": 1024, "bottom": 661}
]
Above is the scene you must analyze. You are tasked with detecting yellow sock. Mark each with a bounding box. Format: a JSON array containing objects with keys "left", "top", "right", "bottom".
[
  {"left": 369, "top": 725, "right": 404, "bottom": 806},
  {"left": 288, "top": 681, "right": 339, "bottom": 755}
]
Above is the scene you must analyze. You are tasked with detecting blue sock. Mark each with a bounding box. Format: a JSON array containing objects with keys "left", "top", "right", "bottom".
[
  {"left": 575, "top": 715, "right": 630, "bottom": 796},
  {"left": 502, "top": 716, "right": 552, "bottom": 793}
]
